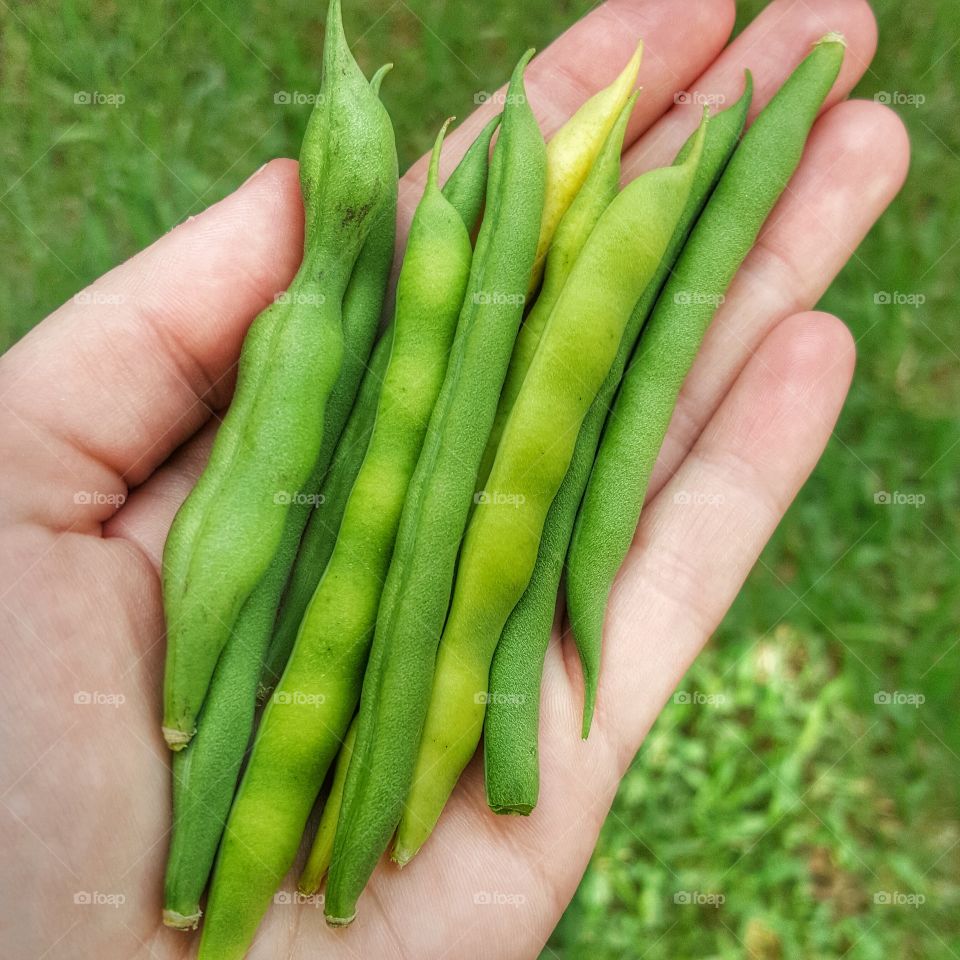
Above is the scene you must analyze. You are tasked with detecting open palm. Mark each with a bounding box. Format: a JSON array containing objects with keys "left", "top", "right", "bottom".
[{"left": 1, "top": 0, "right": 906, "bottom": 957}]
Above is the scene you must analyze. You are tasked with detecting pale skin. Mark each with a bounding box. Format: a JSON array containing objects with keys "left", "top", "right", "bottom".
[{"left": 0, "top": 0, "right": 907, "bottom": 957}]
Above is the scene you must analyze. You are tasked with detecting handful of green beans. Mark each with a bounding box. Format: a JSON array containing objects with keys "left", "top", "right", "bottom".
[{"left": 157, "top": 2, "right": 845, "bottom": 953}]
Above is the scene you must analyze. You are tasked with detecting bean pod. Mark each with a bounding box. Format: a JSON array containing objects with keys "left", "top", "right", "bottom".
[
  {"left": 325, "top": 50, "right": 546, "bottom": 926},
  {"left": 299, "top": 715, "right": 357, "bottom": 895},
  {"left": 393, "top": 114, "right": 708, "bottom": 864},
  {"left": 160, "top": 0, "right": 395, "bottom": 749},
  {"left": 441, "top": 112, "right": 502, "bottom": 234},
  {"left": 160, "top": 52, "right": 398, "bottom": 927},
  {"left": 565, "top": 35, "right": 846, "bottom": 711},
  {"left": 261, "top": 113, "right": 502, "bottom": 696},
  {"left": 197, "top": 118, "right": 472, "bottom": 960},
  {"left": 478, "top": 91, "right": 637, "bottom": 487},
  {"left": 484, "top": 76, "right": 753, "bottom": 815},
  {"left": 528, "top": 43, "right": 642, "bottom": 293}
]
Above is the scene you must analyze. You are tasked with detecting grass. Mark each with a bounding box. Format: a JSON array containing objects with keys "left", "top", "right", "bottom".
[{"left": 2, "top": 0, "right": 957, "bottom": 956}]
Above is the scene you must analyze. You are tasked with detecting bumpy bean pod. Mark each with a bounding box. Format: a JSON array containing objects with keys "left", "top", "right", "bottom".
[
  {"left": 160, "top": 58, "right": 398, "bottom": 925},
  {"left": 261, "top": 116, "right": 501, "bottom": 697},
  {"left": 566, "top": 35, "right": 846, "bottom": 705},
  {"left": 393, "top": 116, "right": 707, "bottom": 864},
  {"left": 528, "top": 42, "right": 642, "bottom": 293},
  {"left": 325, "top": 51, "right": 546, "bottom": 926},
  {"left": 256, "top": 328, "right": 391, "bottom": 700},
  {"left": 478, "top": 92, "right": 637, "bottom": 487},
  {"left": 299, "top": 715, "right": 357, "bottom": 895},
  {"left": 197, "top": 119, "right": 471, "bottom": 960},
  {"left": 484, "top": 76, "right": 753, "bottom": 815},
  {"left": 160, "top": 0, "right": 395, "bottom": 749}
]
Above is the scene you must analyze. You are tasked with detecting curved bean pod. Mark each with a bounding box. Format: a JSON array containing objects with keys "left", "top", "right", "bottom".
[
  {"left": 441, "top": 112, "right": 501, "bottom": 233},
  {"left": 477, "top": 92, "right": 637, "bottom": 488},
  {"left": 197, "top": 119, "right": 471, "bottom": 960},
  {"left": 325, "top": 50, "right": 546, "bottom": 926},
  {"left": 160, "top": 54, "right": 398, "bottom": 925},
  {"left": 528, "top": 42, "right": 642, "bottom": 293},
  {"left": 160, "top": 0, "right": 395, "bottom": 749},
  {"left": 261, "top": 115, "right": 502, "bottom": 697},
  {"left": 256, "top": 327, "right": 391, "bottom": 701},
  {"left": 484, "top": 76, "right": 753, "bottom": 815},
  {"left": 566, "top": 35, "right": 846, "bottom": 707},
  {"left": 393, "top": 115, "right": 708, "bottom": 865}
]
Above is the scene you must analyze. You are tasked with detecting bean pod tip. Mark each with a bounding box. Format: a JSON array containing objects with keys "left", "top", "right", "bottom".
[
  {"left": 816, "top": 31, "right": 847, "bottom": 49},
  {"left": 162, "top": 907, "right": 201, "bottom": 931},
  {"left": 370, "top": 62, "right": 394, "bottom": 94},
  {"left": 162, "top": 725, "right": 192, "bottom": 751}
]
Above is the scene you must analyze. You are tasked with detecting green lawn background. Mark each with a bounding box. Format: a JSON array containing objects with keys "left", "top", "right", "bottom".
[{"left": 2, "top": 1, "right": 957, "bottom": 956}]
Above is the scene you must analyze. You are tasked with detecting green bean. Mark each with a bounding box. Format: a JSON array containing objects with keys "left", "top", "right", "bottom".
[
  {"left": 442, "top": 113, "right": 501, "bottom": 233},
  {"left": 528, "top": 43, "right": 642, "bottom": 294},
  {"left": 566, "top": 35, "right": 846, "bottom": 710},
  {"left": 394, "top": 115, "right": 708, "bottom": 865},
  {"left": 257, "top": 327, "right": 392, "bottom": 701},
  {"left": 197, "top": 118, "right": 471, "bottom": 960},
  {"left": 325, "top": 50, "right": 546, "bottom": 926},
  {"left": 163, "top": 166, "right": 396, "bottom": 932},
  {"left": 484, "top": 76, "right": 753, "bottom": 815},
  {"left": 478, "top": 92, "right": 637, "bottom": 489},
  {"left": 369, "top": 61, "right": 393, "bottom": 94},
  {"left": 261, "top": 116, "right": 501, "bottom": 697},
  {"left": 299, "top": 715, "right": 357, "bottom": 896},
  {"left": 160, "top": 53, "right": 398, "bottom": 926},
  {"left": 160, "top": 0, "right": 395, "bottom": 750}
]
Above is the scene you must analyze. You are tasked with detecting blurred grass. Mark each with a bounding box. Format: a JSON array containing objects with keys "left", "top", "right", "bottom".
[{"left": 1, "top": 0, "right": 957, "bottom": 957}]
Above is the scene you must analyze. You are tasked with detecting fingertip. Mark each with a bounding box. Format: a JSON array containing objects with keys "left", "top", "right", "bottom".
[
  {"left": 819, "top": 99, "right": 911, "bottom": 198},
  {"left": 760, "top": 310, "right": 856, "bottom": 398}
]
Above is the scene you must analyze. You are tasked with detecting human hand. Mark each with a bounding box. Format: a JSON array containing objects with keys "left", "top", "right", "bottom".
[{"left": 0, "top": 0, "right": 906, "bottom": 957}]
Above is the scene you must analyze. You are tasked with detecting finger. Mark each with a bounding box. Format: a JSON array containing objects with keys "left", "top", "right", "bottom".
[
  {"left": 585, "top": 311, "right": 856, "bottom": 765},
  {"left": 104, "top": 424, "right": 216, "bottom": 575},
  {"left": 0, "top": 160, "right": 305, "bottom": 528},
  {"left": 622, "top": 0, "right": 879, "bottom": 178},
  {"left": 400, "top": 0, "right": 736, "bottom": 219},
  {"left": 0, "top": 1, "right": 735, "bottom": 534},
  {"left": 360, "top": 317, "right": 855, "bottom": 960},
  {"left": 646, "top": 99, "right": 908, "bottom": 499}
]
